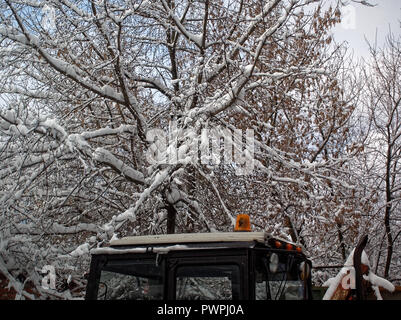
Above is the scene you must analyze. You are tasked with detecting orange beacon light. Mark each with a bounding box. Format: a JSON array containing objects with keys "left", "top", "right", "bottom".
[{"left": 234, "top": 214, "right": 251, "bottom": 232}]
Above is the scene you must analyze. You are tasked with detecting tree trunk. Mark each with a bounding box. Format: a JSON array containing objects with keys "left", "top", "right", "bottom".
[
  {"left": 354, "top": 234, "right": 368, "bottom": 300},
  {"left": 337, "top": 222, "right": 347, "bottom": 262},
  {"left": 384, "top": 143, "right": 393, "bottom": 278},
  {"left": 167, "top": 203, "right": 177, "bottom": 234}
]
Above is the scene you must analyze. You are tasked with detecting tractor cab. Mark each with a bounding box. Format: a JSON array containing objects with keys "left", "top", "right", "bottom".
[{"left": 85, "top": 216, "right": 312, "bottom": 300}]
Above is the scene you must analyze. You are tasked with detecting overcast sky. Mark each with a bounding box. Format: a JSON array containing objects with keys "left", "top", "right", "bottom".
[{"left": 331, "top": 0, "right": 401, "bottom": 58}]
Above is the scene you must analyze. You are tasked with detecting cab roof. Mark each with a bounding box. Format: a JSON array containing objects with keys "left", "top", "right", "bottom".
[
  {"left": 109, "top": 231, "right": 296, "bottom": 247},
  {"left": 89, "top": 232, "right": 304, "bottom": 255}
]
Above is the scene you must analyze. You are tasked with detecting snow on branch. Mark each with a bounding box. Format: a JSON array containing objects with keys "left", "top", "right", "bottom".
[
  {"left": 0, "top": 18, "right": 147, "bottom": 133},
  {"left": 101, "top": 168, "right": 171, "bottom": 236},
  {"left": 11, "top": 222, "right": 100, "bottom": 236},
  {"left": 93, "top": 148, "right": 145, "bottom": 185}
]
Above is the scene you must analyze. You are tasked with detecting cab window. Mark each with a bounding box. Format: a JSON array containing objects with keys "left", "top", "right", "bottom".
[
  {"left": 254, "top": 252, "right": 309, "bottom": 300},
  {"left": 97, "top": 258, "right": 163, "bottom": 300}
]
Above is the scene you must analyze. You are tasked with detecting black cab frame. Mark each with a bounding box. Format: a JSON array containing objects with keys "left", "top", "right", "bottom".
[{"left": 85, "top": 232, "right": 312, "bottom": 300}]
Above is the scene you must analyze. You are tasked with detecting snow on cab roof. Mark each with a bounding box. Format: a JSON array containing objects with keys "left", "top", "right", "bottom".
[{"left": 109, "top": 231, "right": 268, "bottom": 247}]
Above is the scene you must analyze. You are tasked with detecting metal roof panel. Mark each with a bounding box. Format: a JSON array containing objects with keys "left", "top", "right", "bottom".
[{"left": 109, "top": 232, "right": 267, "bottom": 246}]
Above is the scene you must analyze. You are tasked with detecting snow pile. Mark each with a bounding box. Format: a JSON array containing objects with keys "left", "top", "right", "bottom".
[{"left": 322, "top": 249, "right": 395, "bottom": 300}]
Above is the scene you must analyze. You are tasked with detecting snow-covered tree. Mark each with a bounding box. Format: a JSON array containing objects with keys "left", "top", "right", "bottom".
[
  {"left": 0, "top": 0, "right": 369, "bottom": 298},
  {"left": 358, "top": 32, "right": 401, "bottom": 281}
]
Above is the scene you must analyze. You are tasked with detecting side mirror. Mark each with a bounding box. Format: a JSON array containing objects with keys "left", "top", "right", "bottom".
[
  {"left": 269, "top": 253, "right": 279, "bottom": 273},
  {"left": 299, "top": 261, "right": 311, "bottom": 280}
]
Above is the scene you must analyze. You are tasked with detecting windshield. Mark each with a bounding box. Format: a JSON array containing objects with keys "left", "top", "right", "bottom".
[
  {"left": 254, "top": 251, "right": 309, "bottom": 300},
  {"left": 175, "top": 264, "right": 240, "bottom": 300}
]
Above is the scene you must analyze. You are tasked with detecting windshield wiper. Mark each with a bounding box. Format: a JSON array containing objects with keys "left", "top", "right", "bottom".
[
  {"left": 262, "top": 257, "right": 272, "bottom": 300},
  {"left": 274, "top": 255, "right": 294, "bottom": 300}
]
